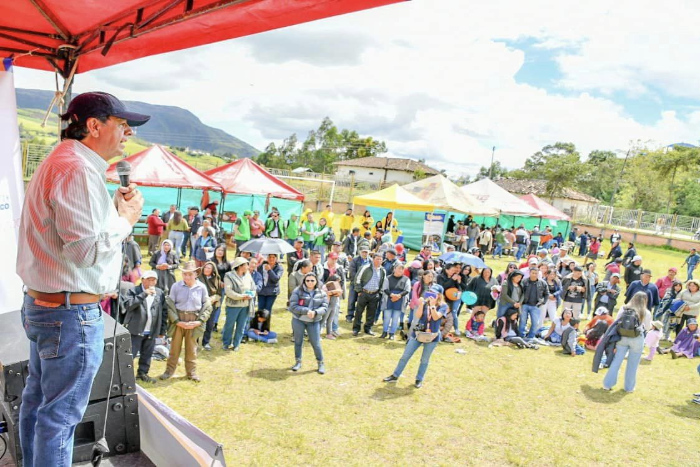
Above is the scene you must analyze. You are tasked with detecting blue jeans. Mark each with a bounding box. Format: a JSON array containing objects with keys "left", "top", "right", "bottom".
[
  {"left": 450, "top": 300, "right": 462, "bottom": 333},
  {"left": 291, "top": 318, "right": 324, "bottom": 362},
  {"left": 168, "top": 231, "right": 185, "bottom": 259},
  {"left": 20, "top": 295, "right": 104, "bottom": 467},
  {"left": 258, "top": 294, "right": 278, "bottom": 315},
  {"left": 519, "top": 304, "right": 541, "bottom": 339},
  {"left": 222, "top": 306, "right": 249, "bottom": 348},
  {"left": 202, "top": 305, "right": 221, "bottom": 346},
  {"left": 391, "top": 338, "right": 438, "bottom": 382},
  {"left": 246, "top": 330, "right": 277, "bottom": 343},
  {"left": 515, "top": 243, "right": 527, "bottom": 261},
  {"left": 603, "top": 334, "right": 644, "bottom": 392},
  {"left": 467, "top": 238, "right": 476, "bottom": 250},
  {"left": 497, "top": 301, "right": 513, "bottom": 319},
  {"left": 688, "top": 265, "right": 695, "bottom": 281},
  {"left": 182, "top": 231, "right": 192, "bottom": 256},
  {"left": 492, "top": 243, "right": 503, "bottom": 258},
  {"left": 383, "top": 307, "right": 403, "bottom": 334}
]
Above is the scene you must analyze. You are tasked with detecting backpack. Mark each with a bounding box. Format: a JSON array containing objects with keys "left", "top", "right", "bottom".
[
  {"left": 324, "top": 229, "right": 336, "bottom": 246},
  {"left": 617, "top": 307, "right": 641, "bottom": 338}
]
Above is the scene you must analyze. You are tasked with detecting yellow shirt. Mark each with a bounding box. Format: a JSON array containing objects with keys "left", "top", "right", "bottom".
[
  {"left": 340, "top": 214, "right": 355, "bottom": 231},
  {"left": 319, "top": 210, "right": 335, "bottom": 228}
]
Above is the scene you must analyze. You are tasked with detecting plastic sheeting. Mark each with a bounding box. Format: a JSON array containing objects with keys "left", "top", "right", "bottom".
[
  {"left": 205, "top": 159, "right": 304, "bottom": 201},
  {"left": 460, "top": 178, "right": 539, "bottom": 216},
  {"left": 403, "top": 175, "right": 498, "bottom": 216}
]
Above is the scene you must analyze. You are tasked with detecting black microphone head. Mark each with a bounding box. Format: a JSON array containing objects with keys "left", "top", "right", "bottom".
[{"left": 115, "top": 160, "right": 131, "bottom": 177}]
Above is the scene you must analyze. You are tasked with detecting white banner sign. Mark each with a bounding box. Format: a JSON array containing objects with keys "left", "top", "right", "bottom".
[{"left": 0, "top": 60, "right": 25, "bottom": 314}]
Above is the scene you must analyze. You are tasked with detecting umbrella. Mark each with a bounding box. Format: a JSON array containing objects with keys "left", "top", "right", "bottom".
[
  {"left": 238, "top": 238, "right": 296, "bottom": 256},
  {"left": 438, "top": 252, "right": 487, "bottom": 269}
]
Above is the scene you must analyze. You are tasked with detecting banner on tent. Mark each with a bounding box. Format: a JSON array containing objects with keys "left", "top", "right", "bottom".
[
  {"left": 423, "top": 212, "right": 445, "bottom": 249},
  {"left": 0, "top": 63, "right": 25, "bottom": 314}
]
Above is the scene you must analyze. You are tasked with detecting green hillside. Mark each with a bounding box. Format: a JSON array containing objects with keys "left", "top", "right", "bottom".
[{"left": 18, "top": 109, "right": 228, "bottom": 172}]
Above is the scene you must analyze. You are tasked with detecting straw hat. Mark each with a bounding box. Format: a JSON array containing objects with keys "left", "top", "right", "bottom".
[
  {"left": 181, "top": 261, "right": 201, "bottom": 274},
  {"left": 231, "top": 257, "right": 249, "bottom": 269}
]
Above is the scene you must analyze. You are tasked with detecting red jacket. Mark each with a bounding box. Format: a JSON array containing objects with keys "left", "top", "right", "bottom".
[{"left": 147, "top": 214, "right": 166, "bottom": 235}]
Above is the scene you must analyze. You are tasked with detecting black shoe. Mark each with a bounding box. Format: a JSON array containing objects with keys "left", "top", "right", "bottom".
[
  {"left": 346, "top": 317, "right": 354, "bottom": 323},
  {"left": 694, "top": 392, "right": 700, "bottom": 397},
  {"left": 398, "top": 324, "right": 404, "bottom": 331},
  {"left": 365, "top": 330, "right": 376, "bottom": 336},
  {"left": 291, "top": 361, "right": 302, "bottom": 372},
  {"left": 352, "top": 331, "right": 359, "bottom": 337},
  {"left": 137, "top": 373, "right": 157, "bottom": 383},
  {"left": 383, "top": 375, "right": 398, "bottom": 383},
  {"left": 389, "top": 333, "right": 395, "bottom": 340},
  {"left": 380, "top": 332, "right": 388, "bottom": 338},
  {"left": 415, "top": 380, "right": 423, "bottom": 389}
]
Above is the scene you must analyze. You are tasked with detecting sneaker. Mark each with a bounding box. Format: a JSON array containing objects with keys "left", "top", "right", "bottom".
[
  {"left": 693, "top": 399, "right": 700, "bottom": 405},
  {"left": 267, "top": 338, "right": 278, "bottom": 344},
  {"left": 159, "top": 372, "right": 172, "bottom": 380},
  {"left": 388, "top": 333, "right": 395, "bottom": 340},
  {"left": 317, "top": 362, "right": 326, "bottom": 375},
  {"left": 364, "top": 330, "right": 376, "bottom": 337},
  {"left": 602, "top": 386, "right": 612, "bottom": 391},
  {"left": 693, "top": 392, "right": 700, "bottom": 397},
  {"left": 291, "top": 361, "right": 302, "bottom": 372},
  {"left": 380, "top": 332, "right": 388, "bottom": 338},
  {"left": 332, "top": 331, "right": 340, "bottom": 337},
  {"left": 415, "top": 380, "right": 423, "bottom": 389},
  {"left": 383, "top": 375, "right": 398, "bottom": 383},
  {"left": 188, "top": 374, "right": 201, "bottom": 383},
  {"left": 325, "top": 334, "right": 336, "bottom": 340},
  {"left": 453, "top": 329, "right": 462, "bottom": 337},
  {"left": 233, "top": 346, "right": 240, "bottom": 352},
  {"left": 204, "top": 344, "right": 212, "bottom": 351}
]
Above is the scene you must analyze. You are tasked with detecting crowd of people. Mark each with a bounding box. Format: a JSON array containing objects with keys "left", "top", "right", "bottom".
[{"left": 118, "top": 205, "right": 700, "bottom": 396}]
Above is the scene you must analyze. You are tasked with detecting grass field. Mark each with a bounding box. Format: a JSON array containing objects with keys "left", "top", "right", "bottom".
[{"left": 138, "top": 238, "right": 700, "bottom": 466}]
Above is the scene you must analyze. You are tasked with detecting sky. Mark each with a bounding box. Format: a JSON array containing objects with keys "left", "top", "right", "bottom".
[{"left": 12, "top": 0, "right": 700, "bottom": 178}]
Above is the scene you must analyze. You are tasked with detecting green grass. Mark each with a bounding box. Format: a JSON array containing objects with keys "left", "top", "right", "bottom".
[{"left": 137, "top": 238, "right": 700, "bottom": 465}]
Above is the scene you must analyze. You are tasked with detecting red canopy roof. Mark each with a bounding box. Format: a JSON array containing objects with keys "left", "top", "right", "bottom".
[
  {"left": 106, "top": 145, "right": 223, "bottom": 190},
  {"left": 2, "top": 0, "right": 405, "bottom": 74},
  {"left": 519, "top": 193, "right": 571, "bottom": 221},
  {"left": 206, "top": 159, "right": 304, "bottom": 201}
]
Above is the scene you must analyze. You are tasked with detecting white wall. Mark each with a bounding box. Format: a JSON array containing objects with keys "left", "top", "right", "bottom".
[
  {"left": 335, "top": 166, "right": 416, "bottom": 185},
  {"left": 551, "top": 197, "right": 595, "bottom": 219}
]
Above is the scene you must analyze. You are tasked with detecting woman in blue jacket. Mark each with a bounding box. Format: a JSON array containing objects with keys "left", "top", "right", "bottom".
[
  {"left": 257, "top": 254, "right": 284, "bottom": 322},
  {"left": 383, "top": 284, "right": 446, "bottom": 388},
  {"left": 192, "top": 227, "right": 217, "bottom": 268},
  {"left": 289, "top": 273, "right": 328, "bottom": 374}
]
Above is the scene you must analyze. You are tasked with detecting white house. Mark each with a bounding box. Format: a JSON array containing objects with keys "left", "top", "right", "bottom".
[
  {"left": 495, "top": 178, "right": 599, "bottom": 219},
  {"left": 333, "top": 157, "right": 440, "bottom": 185}
]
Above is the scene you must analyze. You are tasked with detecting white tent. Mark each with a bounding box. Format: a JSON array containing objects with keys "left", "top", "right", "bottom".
[
  {"left": 460, "top": 178, "right": 539, "bottom": 216},
  {"left": 403, "top": 175, "right": 498, "bottom": 216}
]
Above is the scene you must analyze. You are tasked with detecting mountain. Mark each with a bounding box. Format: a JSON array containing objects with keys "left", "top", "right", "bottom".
[{"left": 15, "top": 88, "right": 259, "bottom": 158}]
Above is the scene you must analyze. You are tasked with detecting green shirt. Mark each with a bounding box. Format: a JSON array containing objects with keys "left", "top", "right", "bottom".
[
  {"left": 301, "top": 220, "right": 317, "bottom": 242},
  {"left": 285, "top": 219, "right": 299, "bottom": 240},
  {"left": 265, "top": 218, "right": 285, "bottom": 238},
  {"left": 234, "top": 217, "right": 251, "bottom": 241},
  {"left": 495, "top": 231, "right": 506, "bottom": 244}
]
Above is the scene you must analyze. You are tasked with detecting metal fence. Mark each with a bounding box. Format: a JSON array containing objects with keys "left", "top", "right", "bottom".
[
  {"left": 575, "top": 204, "right": 700, "bottom": 239},
  {"left": 23, "top": 143, "right": 54, "bottom": 180}
]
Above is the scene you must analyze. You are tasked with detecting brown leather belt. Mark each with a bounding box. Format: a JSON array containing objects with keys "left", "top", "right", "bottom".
[{"left": 27, "top": 289, "right": 101, "bottom": 305}]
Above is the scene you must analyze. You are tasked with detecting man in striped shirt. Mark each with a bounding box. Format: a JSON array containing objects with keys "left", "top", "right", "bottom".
[{"left": 16, "top": 92, "right": 148, "bottom": 467}]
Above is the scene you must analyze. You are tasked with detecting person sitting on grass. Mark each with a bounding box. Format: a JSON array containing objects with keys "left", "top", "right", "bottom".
[
  {"left": 667, "top": 318, "right": 700, "bottom": 359},
  {"left": 246, "top": 309, "right": 278, "bottom": 344},
  {"left": 584, "top": 318, "right": 609, "bottom": 351},
  {"left": 542, "top": 308, "right": 573, "bottom": 344},
  {"left": 493, "top": 308, "right": 538, "bottom": 349},
  {"left": 643, "top": 320, "right": 664, "bottom": 361},
  {"left": 464, "top": 310, "right": 491, "bottom": 343},
  {"left": 562, "top": 319, "right": 585, "bottom": 356}
]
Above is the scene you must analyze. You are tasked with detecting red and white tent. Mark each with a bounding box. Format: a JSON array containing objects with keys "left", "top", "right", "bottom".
[
  {"left": 106, "top": 144, "right": 222, "bottom": 190},
  {"left": 519, "top": 193, "right": 570, "bottom": 221},
  {"left": 206, "top": 158, "right": 303, "bottom": 200}
]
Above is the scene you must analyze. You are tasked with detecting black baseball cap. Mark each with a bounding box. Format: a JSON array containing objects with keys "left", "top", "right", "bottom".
[{"left": 62, "top": 92, "right": 150, "bottom": 127}]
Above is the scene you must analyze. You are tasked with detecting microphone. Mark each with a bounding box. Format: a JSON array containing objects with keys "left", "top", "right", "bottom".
[{"left": 115, "top": 160, "right": 131, "bottom": 188}]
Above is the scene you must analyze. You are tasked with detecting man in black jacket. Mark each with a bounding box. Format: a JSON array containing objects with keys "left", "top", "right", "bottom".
[
  {"left": 353, "top": 253, "right": 386, "bottom": 336},
  {"left": 343, "top": 227, "right": 361, "bottom": 258},
  {"left": 520, "top": 267, "right": 548, "bottom": 340},
  {"left": 122, "top": 271, "right": 167, "bottom": 383},
  {"left": 347, "top": 246, "right": 371, "bottom": 322},
  {"left": 287, "top": 238, "right": 308, "bottom": 275}
]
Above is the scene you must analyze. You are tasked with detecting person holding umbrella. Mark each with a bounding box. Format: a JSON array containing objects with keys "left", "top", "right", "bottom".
[{"left": 257, "top": 254, "right": 284, "bottom": 320}]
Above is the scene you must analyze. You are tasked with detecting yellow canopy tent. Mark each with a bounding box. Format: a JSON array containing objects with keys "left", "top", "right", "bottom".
[{"left": 353, "top": 184, "right": 436, "bottom": 211}]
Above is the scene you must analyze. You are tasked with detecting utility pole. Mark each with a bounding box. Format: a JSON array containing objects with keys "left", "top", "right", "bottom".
[{"left": 488, "top": 146, "right": 496, "bottom": 179}]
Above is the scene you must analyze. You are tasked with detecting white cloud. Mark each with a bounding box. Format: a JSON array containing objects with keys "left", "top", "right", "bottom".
[{"left": 12, "top": 0, "right": 700, "bottom": 176}]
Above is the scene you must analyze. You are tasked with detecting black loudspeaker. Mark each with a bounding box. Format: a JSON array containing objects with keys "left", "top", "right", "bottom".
[{"left": 0, "top": 309, "right": 140, "bottom": 466}]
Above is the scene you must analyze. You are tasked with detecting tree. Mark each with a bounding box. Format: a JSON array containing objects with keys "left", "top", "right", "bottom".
[
  {"left": 652, "top": 145, "right": 700, "bottom": 213},
  {"left": 475, "top": 161, "right": 508, "bottom": 181},
  {"left": 513, "top": 142, "right": 584, "bottom": 201},
  {"left": 578, "top": 150, "right": 623, "bottom": 202}
]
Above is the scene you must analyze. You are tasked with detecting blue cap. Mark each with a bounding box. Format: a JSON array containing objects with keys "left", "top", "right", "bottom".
[{"left": 430, "top": 284, "right": 444, "bottom": 294}]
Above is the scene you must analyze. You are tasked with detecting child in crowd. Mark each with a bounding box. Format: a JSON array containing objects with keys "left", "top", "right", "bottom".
[
  {"left": 246, "top": 309, "right": 278, "bottom": 344},
  {"left": 464, "top": 310, "right": 491, "bottom": 343},
  {"left": 644, "top": 320, "right": 664, "bottom": 361},
  {"left": 658, "top": 280, "right": 683, "bottom": 341},
  {"left": 493, "top": 308, "right": 538, "bottom": 349},
  {"left": 585, "top": 319, "right": 609, "bottom": 350},
  {"left": 562, "top": 319, "right": 585, "bottom": 356},
  {"left": 322, "top": 274, "right": 343, "bottom": 340}
]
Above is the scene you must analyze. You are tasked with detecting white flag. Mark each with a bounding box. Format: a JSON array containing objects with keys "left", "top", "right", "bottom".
[{"left": 0, "top": 59, "right": 25, "bottom": 314}]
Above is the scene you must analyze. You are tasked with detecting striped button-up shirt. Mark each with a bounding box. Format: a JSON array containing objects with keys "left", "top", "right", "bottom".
[{"left": 16, "top": 139, "right": 132, "bottom": 295}]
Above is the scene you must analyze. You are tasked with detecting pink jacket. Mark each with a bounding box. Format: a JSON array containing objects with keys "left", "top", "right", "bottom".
[{"left": 645, "top": 329, "right": 661, "bottom": 349}]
